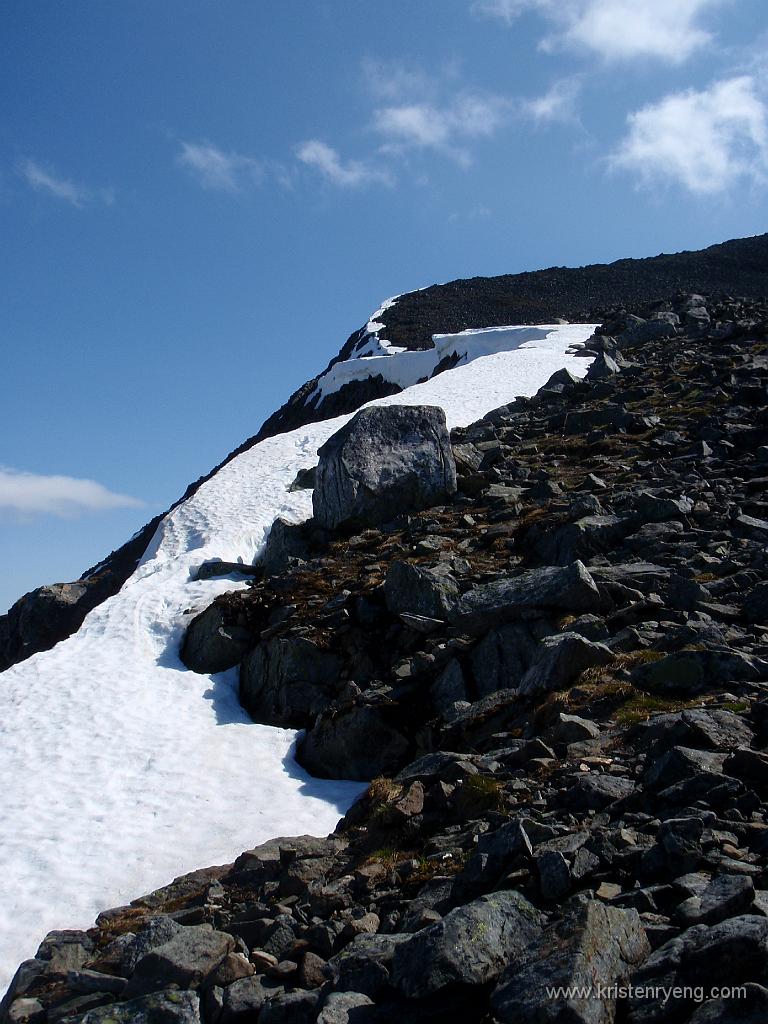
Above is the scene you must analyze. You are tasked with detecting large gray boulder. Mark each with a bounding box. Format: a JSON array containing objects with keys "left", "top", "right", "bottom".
[
  {"left": 491, "top": 900, "right": 650, "bottom": 1024},
  {"left": 312, "top": 406, "right": 457, "bottom": 529},
  {"left": 391, "top": 890, "right": 542, "bottom": 998},
  {"left": 239, "top": 636, "right": 343, "bottom": 728},
  {"left": 123, "top": 925, "right": 234, "bottom": 997}
]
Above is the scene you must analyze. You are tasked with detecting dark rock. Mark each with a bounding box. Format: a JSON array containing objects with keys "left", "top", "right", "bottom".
[
  {"left": 449, "top": 561, "right": 602, "bottom": 633},
  {"left": 391, "top": 891, "right": 542, "bottom": 997},
  {"left": 628, "top": 916, "right": 768, "bottom": 1023},
  {"left": 317, "top": 992, "right": 374, "bottom": 1024},
  {"left": 181, "top": 604, "right": 253, "bottom": 674},
  {"left": 313, "top": 406, "right": 457, "bottom": 529},
  {"left": 123, "top": 926, "right": 234, "bottom": 998},
  {"left": 239, "top": 636, "right": 343, "bottom": 728},
  {"left": 384, "top": 562, "right": 458, "bottom": 621},
  {"left": 519, "top": 633, "right": 613, "bottom": 696},
  {"left": 299, "top": 706, "right": 409, "bottom": 780},
  {"left": 60, "top": 990, "right": 201, "bottom": 1024},
  {"left": 491, "top": 900, "right": 650, "bottom": 1024}
]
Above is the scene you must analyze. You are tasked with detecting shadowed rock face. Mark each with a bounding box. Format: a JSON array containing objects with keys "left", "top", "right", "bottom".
[{"left": 3, "top": 231, "right": 768, "bottom": 673}]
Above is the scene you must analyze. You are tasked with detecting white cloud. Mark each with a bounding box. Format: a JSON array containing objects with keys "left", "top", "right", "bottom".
[
  {"left": 178, "top": 141, "right": 263, "bottom": 191},
  {"left": 19, "top": 159, "right": 113, "bottom": 207},
  {"left": 519, "top": 78, "right": 582, "bottom": 123},
  {"left": 473, "top": 0, "right": 728, "bottom": 64},
  {"left": 296, "top": 140, "right": 392, "bottom": 187},
  {"left": 611, "top": 75, "right": 768, "bottom": 193},
  {"left": 373, "top": 92, "right": 511, "bottom": 164},
  {"left": 0, "top": 467, "right": 143, "bottom": 518}
]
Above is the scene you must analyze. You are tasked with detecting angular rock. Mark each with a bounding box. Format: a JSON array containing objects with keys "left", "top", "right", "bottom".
[
  {"left": 60, "top": 990, "right": 201, "bottom": 1024},
  {"left": 519, "top": 633, "right": 613, "bottom": 696},
  {"left": 391, "top": 891, "right": 542, "bottom": 997},
  {"left": 384, "top": 561, "right": 458, "bottom": 620},
  {"left": 239, "top": 636, "right": 343, "bottom": 728},
  {"left": 449, "top": 561, "right": 602, "bottom": 634},
  {"left": 313, "top": 406, "right": 457, "bottom": 529},
  {"left": 299, "top": 706, "right": 409, "bottom": 780},
  {"left": 491, "top": 900, "right": 650, "bottom": 1024},
  {"left": 628, "top": 916, "right": 768, "bottom": 1024},
  {"left": 316, "top": 992, "right": 374, "bottom": 1024},
  {"left": 181, "top": 604, "right": 253, "bottom": 674},
  {"left": 124, "top": 926, "right": 234, "bottom": 998}
]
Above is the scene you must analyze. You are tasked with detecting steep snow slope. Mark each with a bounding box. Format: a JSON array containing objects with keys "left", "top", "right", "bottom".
[{"left": 0, "top": 323, "right": 595, "bottom": 994}]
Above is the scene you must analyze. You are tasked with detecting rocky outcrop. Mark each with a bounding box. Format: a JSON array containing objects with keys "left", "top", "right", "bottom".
[{"left": 312, "top": 405, "right": 457, "bottom": 530}]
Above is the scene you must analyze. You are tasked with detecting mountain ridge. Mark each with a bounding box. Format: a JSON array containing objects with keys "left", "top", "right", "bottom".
[{"left": 2, "top": 232, "right": 768, "bottom": 673}]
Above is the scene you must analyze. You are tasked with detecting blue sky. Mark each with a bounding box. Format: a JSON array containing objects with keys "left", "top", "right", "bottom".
[{"left": 1, "top": 0, "right": 767, "bottom": 613}]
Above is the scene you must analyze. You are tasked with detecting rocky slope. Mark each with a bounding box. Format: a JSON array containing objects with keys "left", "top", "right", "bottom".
[
  {"left": 4, "top": 234, "right": 768, "bottom": 674},
  {"left": 5, "top": 292, "right": 768, "bottom": 1023}
]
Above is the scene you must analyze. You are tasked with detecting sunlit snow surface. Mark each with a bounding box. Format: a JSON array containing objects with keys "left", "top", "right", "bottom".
[{"left": 0, "top": 323, "right": 596, "bottom": 993}]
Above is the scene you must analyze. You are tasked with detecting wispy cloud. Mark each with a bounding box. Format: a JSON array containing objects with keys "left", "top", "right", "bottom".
[
  {"left": 611, "top": 75, "right": 768, "bottom": 194},
  {"left": 0, "top": 467, "right": 143, "bottom": 518},
  {"left": 177, "top": 140, "right": 264, "bottom": 191},
  {"left": 519, "top": 77, "right": 582, "bottom": 123},
  {"left": 473, "top": 0, "right": 728, "bottom": 64},
  {"left": 19, "top": 158, "right": 114, "bottom": 207},
  {"left": 373, "top": 91, "right": 512, "bottom": 165},
  {"left": 296, "top": 140, "right": 392, "bottom": 187}
]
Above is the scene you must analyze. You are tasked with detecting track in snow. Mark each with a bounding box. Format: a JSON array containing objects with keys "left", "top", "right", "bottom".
[{"left": 0, "top": 324, "right": 596, "bottom": 994}]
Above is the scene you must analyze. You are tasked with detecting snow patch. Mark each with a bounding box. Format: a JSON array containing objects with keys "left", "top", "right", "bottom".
[{"left": 312, "top": 323, "right": 579, "bottom": 404}]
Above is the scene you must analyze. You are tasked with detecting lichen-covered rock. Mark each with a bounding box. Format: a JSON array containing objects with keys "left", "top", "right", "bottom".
[
  {"left": 391, "top": 891, "right": 542, "bottom": 997},
  {"left": 491, "top": 900, "right": 650, "bottom": 1024}
]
